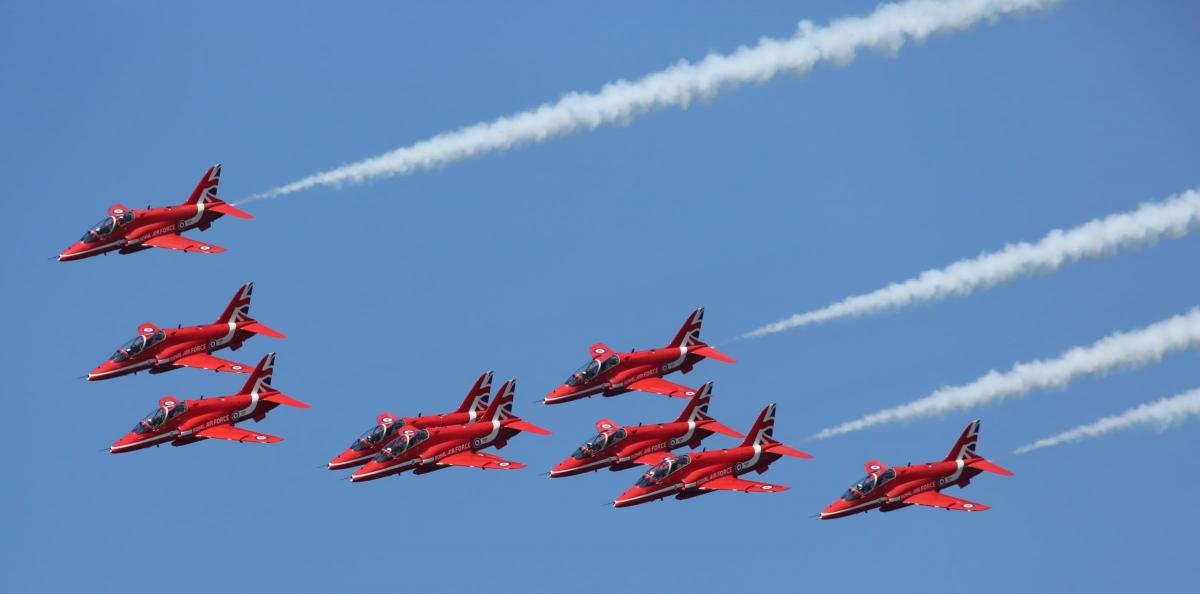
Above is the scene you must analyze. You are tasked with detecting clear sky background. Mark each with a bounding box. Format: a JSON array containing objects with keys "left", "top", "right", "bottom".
[{"left": 3, "top": 1, "right": 1198, "bottom": 592}]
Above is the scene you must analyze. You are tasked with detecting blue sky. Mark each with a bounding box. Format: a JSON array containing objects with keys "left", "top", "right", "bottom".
[{"left": 3, "top": 1, "right": 1198, "bottom": 592}]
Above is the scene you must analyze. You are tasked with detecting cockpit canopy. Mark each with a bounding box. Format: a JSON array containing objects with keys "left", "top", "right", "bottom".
[
  {"left": 374, "top": 429, "right": 430, "bottom": 462},
  {"left": 565, "top": 354, "right": 620, "bottom": 387},
  {"left": 350, "top": 420, "right": 406, "bottom": 451},
  {"left": 841, "top": 468, "right": 897, "bottom": 501},
  {"left": 571, "top": 427, "right": 628, "bottom": 459},
  {"left": 132, "top": 401, "right": 187, "bottom": 434},
  {"left": 110, "top": 331, "right": 166, "bottom": 362},
  {"left": 635, "top": 454, "right": 691, "bottom": 488},
  {"left": 80, "top": 212, "right": 133, "bottom": 243}
]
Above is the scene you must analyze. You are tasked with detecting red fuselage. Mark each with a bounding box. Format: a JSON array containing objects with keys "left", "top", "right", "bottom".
[
  {"left": 60, "top": 204, "right": 224, "bottom": 261},
  {"left": 110, "top": 394, "right": 283, "bottom": 453},
  {"left": 328, "top": 410, "right": 487, "bottom": 470},
  {"left": 550, "top": 420, "right": 724, "bottom": 478},
  {"left": 546, "top": 346, "right": 705, "bottom": 404},
  {"left": 614, "top": 445, "right": 783, "bottom": 508},
  {"left": 350, "top": 421, "right": 519, "bottom": 482},
  {"left": 819, "top": 460, "right": 984, "bottom": 519},
  {"left": 88, "top": 321, "right": 255, "bottom": 380}
]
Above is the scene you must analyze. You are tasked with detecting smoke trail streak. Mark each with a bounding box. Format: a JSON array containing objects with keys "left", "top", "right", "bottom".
[
  {"left": 815, "top": 308, "right": 1200, "bottom": 439},
  {"left": 241, "top": 0, "right": 1058, "bottom": 203},
  {"left": 743, "top": 189, "right": 1200, "bottom": 338},
  {"left": 1015, "top": 388, "right": 1200, "bottom": 453}
]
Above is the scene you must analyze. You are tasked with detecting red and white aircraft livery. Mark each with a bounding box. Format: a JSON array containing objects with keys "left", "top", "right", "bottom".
[
  {"left": 613, "top": 403, "right": 811, "bottom": 508},
  {"left": 327, "top": 371, "right": 495, "bottom": 470},
  {"left": 819, "top": 420, "right": 1015, "bottom": 520},
  {"left": 544, "top": 308, "right": 735, "bottom": 405},
  {"left": 88, "top": 282, "right": 285, "bottom": 381},
  {"left": 350, "top": 380, "right": 552, "bottom": 483},
  {"left": 59, "top": 164, "right": 252, "bottom": 261},
  {"left": 550, "top": 382, "right": 743, "bottom": 478},
  {"left": 110, "top": 353, "right": 309, "bottom": 453}
]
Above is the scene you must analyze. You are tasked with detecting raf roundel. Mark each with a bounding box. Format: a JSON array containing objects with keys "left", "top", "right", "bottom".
[
  {"left": 382, "top": 417, "right": 394, "bottom": 424},
  {"left": 142, "top": 327, "right": 154, "bottom": 333},
  {"left": 685, "top": 391, "right": 696, "bottom": 397},
  {"left": 231, "top": 365, "right": 244, "bottom": 371},
  {"left": 498, "top": 462, "right": 511, "bottom": 467},
  {"left": 869, "top": 464, "right": 881, "bottom": 471},
  {"left": 199, "top": 245, "right": 211, "bottom": 251},
  {"left": 761, "top": 485, "right": 774, "bottom": 490},
  {"left": 593, "top": 348, "right": 606, "bottom": 354},
  {"left": 255, "top": 435, "right": 267, "bottom": 441},
  {"left": 113, "top": 208, "right": 125, "bottom": 214},
  {"left": 962, "top": 503, "right": 975, "bottom": 509},
  {"left": 600, "top": 423, "right": 613, "bottom": 430}
]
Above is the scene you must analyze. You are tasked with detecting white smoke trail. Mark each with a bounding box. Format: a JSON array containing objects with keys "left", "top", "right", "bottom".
[
  {"left": 743, "top": 189, "right": 1200, "bottom": 339},
  {"left": 1015, "top": 388, "right": 1200, "bottom": 453},
  {"left": 241, "top": 0, "right": 1059, "bottom": 203},
  {"left": 815, "top": 308, "right": 1200, "bottom": 439}
]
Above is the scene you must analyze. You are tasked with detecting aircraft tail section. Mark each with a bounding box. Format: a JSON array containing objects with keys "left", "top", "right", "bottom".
[
  {"left": 185, "top": 164, "right": 222, "bottom": 205},
  {"left": 241, "top": 352, "right": 309, "bottom": 408},
  {"left": 482, "top": 379, "right": 552, "bottom": 434},
  {"left": 457, "top": 371, "right": 493, "bottom": 414},
  {"left": 740, "top": 403, "right": 778, "bottom": 447},
  {"left": 184, "top": 164, "right": 253, "bottom": 218},
  {"left": 677, "top": 382, "right": 742, "bottom": 438},
  {"left": 669, "top": 307, "right": 706, "bottom": 348},
  {"left": 217, "top": 282, "right": 286, "bottom": 338},
  {"left": 945, "top": 419, "right": 983, "bottom": 462},
  {"left": 481, "top": 379, "right": 517, "bottom": 422},
  {"left": 218, "top": 282, "right": 254, "bottom": 324}
]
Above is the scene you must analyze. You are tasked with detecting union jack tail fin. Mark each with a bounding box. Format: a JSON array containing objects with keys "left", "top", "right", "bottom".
[
  {"left": 482, "top": 379, "right": 552, "bottom": 435},
  {"left": 482, "top": 379, "right": 516, "bottom": 422},
  {"left": 948, "top": 419, "right": 1014, "bottom": 475},
  {"left": 456, "top": 371, "right": 493, "bottom": 414},
  {"left": 740, "top": 403, "right": 779, "bottom": 447},
  {"left": 676, "top": 382, "right": 714, "bottom": 423},
  {"left": 242, "top": 353, "right": 308, "bottom": 408},
  {"left": 184, "top": 164, "right": 252, "bottom": 218},
  {"left": 217, "top": 282, "right": 285, "bottom": 338},
  {"left": 679, "top": 382, "right": 743, "bottom": 438},
  {"left": 186, "top": 164, "right": 222, "bottom": 205},
  {"left": 668, "top": 307, "right": 735, "bottom": 363},
  {"left": 669, "top": 307, "right": 706, "bottom": 348},
  {"left": 945, "top": 419, "right": 983, "bottom": 462},
  {"left": 218, "top": 282, "right": 254, "bottom": 324}
]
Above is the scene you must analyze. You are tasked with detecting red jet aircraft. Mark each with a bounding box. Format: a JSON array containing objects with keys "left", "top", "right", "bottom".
[
  {"left": 544, "top": 308, "right": 735, "bottom": 405},
  {"left": 350, "top": 380, "right": 551, "bottom": 482},
  {"left": 327, "top": 371, "right": 495, "bottom": 470},
  {"left": 88, "top": 282, "right": 285, "bottom": 381},
  {"left": 612, "top": 403, "right": 811, "bottom": 508},
  {"left": 109, "top": 353, "right": 309, "bottom": 453},
  {"left": 550, "top": 382, "right": 743, "bottom": 478},
  {"left": 819, "top": 419, "right": 1014, "bottom": 520},
  {"left": 59, "top": 164, "right": 252, "bottom": 261}
]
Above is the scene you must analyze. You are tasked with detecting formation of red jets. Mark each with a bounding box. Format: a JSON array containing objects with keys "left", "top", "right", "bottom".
[{"left": 70, "top": 166, "right": 1014, "bottom": 516}]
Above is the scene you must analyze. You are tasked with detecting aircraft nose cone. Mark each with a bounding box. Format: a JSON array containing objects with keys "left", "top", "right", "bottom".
[
  {"left": 549, "top": 460, "right": 576, "bottom": 478},
  {"left": 328, "top": 450, "right": 366, "bottom": 470},
  {"left": 544, "top": 385, "right": 573, "bottom": 404},
  {"left": 88, "top": 361, "right": 118, "bottom": 381},
  {"left": 819, "top": 500, "right": 848, "bottom": 520}
]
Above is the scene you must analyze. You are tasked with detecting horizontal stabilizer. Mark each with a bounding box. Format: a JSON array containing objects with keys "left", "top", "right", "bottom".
[
  {"left": 262, "top": 391, "right": 310, "bottom": 409},
  {"left": 692, "top": 345, "right": 735, "bottom": 363},
  {"left": 766, "top": 443, "right": 814, "bottom": 459},
  {"left": 504, "top": 419, "right": 552, "bottom": 435},
  {"left": 968, "top": 458, "right": 1014, "bottom": 476},
  {"left": 209, "top": 202, "right": 253, "bottom": 219},
  {"left": 699, "top": 419, "right": 744, "bottom": 439},
  {"left": 243, "top": 321, "right": 286, "bottom": 339}
]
